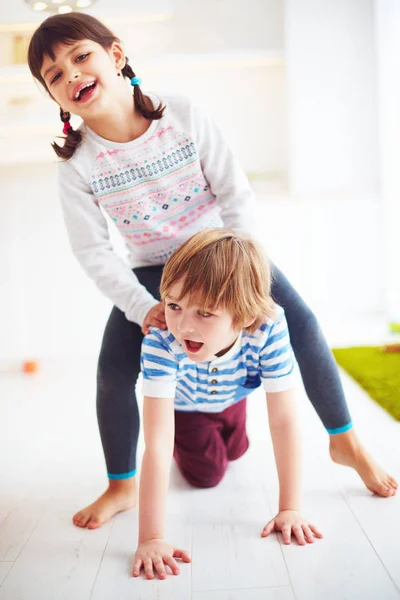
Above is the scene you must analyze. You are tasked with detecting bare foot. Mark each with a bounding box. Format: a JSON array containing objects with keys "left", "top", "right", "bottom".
[
  {"left": 73, "top": 478, "right": 137, "bottom": 529},
  {"left": 329, "top": 431, "right": 398, "bottom": 497}
]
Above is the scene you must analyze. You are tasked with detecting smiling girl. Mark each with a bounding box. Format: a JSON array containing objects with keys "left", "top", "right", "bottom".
[{"left": 27, "top": 11, "right": 397, "bottom": 532}]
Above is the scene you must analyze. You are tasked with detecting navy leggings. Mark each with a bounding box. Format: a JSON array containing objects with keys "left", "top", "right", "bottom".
[{"left": 96, "top": 263, "right": 352, "bottom": 479}]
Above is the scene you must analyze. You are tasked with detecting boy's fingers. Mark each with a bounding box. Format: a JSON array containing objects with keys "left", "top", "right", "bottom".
[
  {"left": 293, "top": 525, "right": 306, "bottom": 545},
  {"left": 281, "top": 525, "right": 292, "bottom": 545},
  {"left": 132, "top": 558, "right": 142, "bottom": 577},
  {"left": 153, "top": 557, "right": 166, "bottom": 579},
  {"left": 163, "top": 555, "right": 180, "bottom": 574},
  {"left": 302, "top": 525, "right": 315, "bottom": 543},
  {"left": 173, "top": 548, "right": 192, "bottom": 563},
  {"left": 261, "top": 520, "right": 275, "bottom": 537},
  {"left": 143, "top": 558, "right": 154, "bottom": 580},
  {"left": 309, "top": 524, "right": 323, "bottom": 538}
]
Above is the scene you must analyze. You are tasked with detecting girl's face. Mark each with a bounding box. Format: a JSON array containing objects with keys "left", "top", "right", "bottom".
[
  {"left": 40, "top": 40, "right": 125, "bottom": 119},
  {"left": 165, "top": 280, "right": 247, "bottom": 363}
]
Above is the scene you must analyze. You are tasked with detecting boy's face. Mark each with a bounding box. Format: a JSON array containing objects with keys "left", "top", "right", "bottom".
[{"left": 165, "top": 280, "right": 242, "bottom": 363}]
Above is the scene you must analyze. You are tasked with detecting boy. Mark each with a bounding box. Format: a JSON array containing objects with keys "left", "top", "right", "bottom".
[{"left": 133, "top": 228, "right": 322, "bottom": 580}]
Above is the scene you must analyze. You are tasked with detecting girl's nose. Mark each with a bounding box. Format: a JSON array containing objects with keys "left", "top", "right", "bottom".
[{"left": 68, "top": 72, "right": 80, "bottom": 84}]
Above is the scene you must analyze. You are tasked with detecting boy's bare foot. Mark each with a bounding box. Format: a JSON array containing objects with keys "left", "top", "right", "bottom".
[
  {"left": 72, "top": 478, "right": 137, "bottom": 529},
  {"left": 329, "top": 430, "right": 398, "bottom": 497}
]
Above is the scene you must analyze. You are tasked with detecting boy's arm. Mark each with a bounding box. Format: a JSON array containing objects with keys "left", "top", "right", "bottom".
[
  {"left": 139, "top": 395, "right": 175, "bottom": 543},
  {"left": 266, "top": 389, "right": 301, "bottom": 512},
  {"left": 263, "top": 389, "right": 323, "bottom": 545},
  {"left": 134, "top": 332, "right": 191, "bottom": 578}
]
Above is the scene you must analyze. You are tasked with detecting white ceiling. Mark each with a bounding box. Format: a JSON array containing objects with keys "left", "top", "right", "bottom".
[{"left": 0, "top": 0, "right": 173, "bottom": 24}]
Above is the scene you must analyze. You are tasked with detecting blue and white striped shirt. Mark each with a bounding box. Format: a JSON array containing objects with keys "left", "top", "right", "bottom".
[{"left": 141, "top": 305, "right": 295, "bottom": 412}]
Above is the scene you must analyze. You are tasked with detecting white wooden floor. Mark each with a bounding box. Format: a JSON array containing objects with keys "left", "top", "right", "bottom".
[{"left": 0, "top": 348, "right": 399, "bottom": 600}]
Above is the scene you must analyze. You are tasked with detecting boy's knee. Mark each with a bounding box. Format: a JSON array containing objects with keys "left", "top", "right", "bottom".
[
  {"left": 178, "top": 458, "right": 228, "bottom": 488},
  {"left": 185, "top": 468, "right": 226, "bottom": 489}
]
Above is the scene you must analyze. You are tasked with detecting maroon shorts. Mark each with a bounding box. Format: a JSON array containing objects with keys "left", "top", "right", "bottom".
[{"left": 173, "top": 397, "right": 249, "bottom": 488}]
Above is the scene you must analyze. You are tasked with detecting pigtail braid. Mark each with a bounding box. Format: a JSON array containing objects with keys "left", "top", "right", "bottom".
[
  {"left": 122, "top": 57, "right": 165, "bottom": 120},
  {"left": 52, "top": 128, "right": 83, "bottom": 160}
]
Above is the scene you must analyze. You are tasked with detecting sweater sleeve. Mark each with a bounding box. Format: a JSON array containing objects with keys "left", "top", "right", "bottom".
[
  {"left": 57, "top": 159, "right": 158, "bottom": 326},
  {"left": 191, "top": 102, "right": 257, "bottom": 233}
]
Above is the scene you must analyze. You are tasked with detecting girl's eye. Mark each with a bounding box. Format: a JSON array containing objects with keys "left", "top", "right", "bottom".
[
  {"left": 167, "top": 303, "right": 180, "bottom": 311},
  {"left": 51, "top": 72, "right": 61, "bottom": 84},
  {"left": 76, "top": 53, "right": 89, "bottom": 62}
]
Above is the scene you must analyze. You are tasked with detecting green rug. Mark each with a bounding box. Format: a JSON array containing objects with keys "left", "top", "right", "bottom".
[{"left": 332, "top": 346, "right": 400, "bottom": 421}]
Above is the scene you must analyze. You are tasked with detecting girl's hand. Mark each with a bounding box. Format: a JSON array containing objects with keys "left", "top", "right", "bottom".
[
  {"left": 261, "top": 510, "right": 323, "bottom": 546},
  {"left": 142, "top": 301, "right": 166, "bottom": 335},
  {"left": 132, "top": 539, "right": 191, "bottom": 579}
]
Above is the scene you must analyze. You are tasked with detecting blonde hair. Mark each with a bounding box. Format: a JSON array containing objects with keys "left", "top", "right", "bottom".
[{"left": 160, "top": 228, "right": 275, "bottom": 333}]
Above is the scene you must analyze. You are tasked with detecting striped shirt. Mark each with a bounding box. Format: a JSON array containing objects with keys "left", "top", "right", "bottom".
[{"left": 141, "top": 305, "right": 296, "bottom": 412}]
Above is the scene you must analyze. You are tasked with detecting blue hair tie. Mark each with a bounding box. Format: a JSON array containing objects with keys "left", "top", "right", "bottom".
[{"left": 131, "top": 77, "right": 142, "bottom": 87}]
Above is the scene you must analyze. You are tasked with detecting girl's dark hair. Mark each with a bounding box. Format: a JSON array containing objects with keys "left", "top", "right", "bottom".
[{"left": 27, "top": 12, "right": 165, "bottom": 160}]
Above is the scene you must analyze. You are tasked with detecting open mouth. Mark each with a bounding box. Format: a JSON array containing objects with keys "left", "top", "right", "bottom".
[
  {"left": 184, "top": 339, "right": 204, "bottom": 353},
  {"left": 74, "top": 81, "right": 97, "bottom": 103}
]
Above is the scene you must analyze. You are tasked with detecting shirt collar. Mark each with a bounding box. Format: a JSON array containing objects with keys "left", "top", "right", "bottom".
[{"left": 209, "top": 332, "right": 243, "bottom": 364}]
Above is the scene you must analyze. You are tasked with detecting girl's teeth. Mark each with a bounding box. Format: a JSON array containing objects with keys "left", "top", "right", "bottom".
[{"left": 75, "top": 82, "right": 94, "bottom": 100}]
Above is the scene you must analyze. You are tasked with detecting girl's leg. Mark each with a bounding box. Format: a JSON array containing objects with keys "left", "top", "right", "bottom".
[
  {"left": 73, "top": 266, "right": 164, "bottom": 528},
  {"left": 271, "top": 263, "right": 397, "bottom": 497}
]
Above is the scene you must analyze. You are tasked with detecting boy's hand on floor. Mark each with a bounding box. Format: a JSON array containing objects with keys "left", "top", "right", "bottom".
[
  {"left": 132, "top": 539, "right": 191, "bottom": 579},
  {"left": 261, "top": 510, "right": 323, "bottom": 545}
]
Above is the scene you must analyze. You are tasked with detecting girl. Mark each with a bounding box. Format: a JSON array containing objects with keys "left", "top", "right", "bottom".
[
  {"left": 27, "top": 12, "right": 397, "bottom": 530},
  {"left": 134, "top": 228, "right": 323, "bottom": 580}
]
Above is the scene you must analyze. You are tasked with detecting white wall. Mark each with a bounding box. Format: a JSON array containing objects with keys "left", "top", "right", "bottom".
[
  {"left": 0, "top": 163, "right": 111, "bottom": 361},
  {"left": 284, "top": 0, "right": 379, "bottom": 196},
  {"left": 374, "top": 0, "right": 400, "bottom": 323}
]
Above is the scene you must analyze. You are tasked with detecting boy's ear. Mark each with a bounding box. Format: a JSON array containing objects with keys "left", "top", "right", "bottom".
[
  {"left": 243, "top": 317, "right": 256, "bottom": 329},
  {"left": 110, "top": 41, "right": 126, "bottom": 70}
]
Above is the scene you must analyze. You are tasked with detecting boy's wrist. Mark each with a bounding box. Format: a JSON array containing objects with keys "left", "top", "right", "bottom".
[{"left": 138, "top": 534, "right": 164, "bottom": 545}]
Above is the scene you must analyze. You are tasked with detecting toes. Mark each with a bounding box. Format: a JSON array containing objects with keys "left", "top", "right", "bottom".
[
  {"left": 374, "top": 482, "right": 393, "bottom": 497},
  {"left": 72, "top": 511, "right": 83, "bottom": 524},
  {"left": 389, "top": 476, "right": 398, "bottom": 490},
  {"left": 73, "top": 511, "right": 92, "bottom": 528},
  {"left": 87, "top": 519, "right": 102, "bottom": 530}
]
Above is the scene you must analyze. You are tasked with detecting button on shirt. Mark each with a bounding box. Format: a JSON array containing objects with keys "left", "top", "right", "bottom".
[{"left": 141, "top": 305, "right": 296, "bottom": 413}]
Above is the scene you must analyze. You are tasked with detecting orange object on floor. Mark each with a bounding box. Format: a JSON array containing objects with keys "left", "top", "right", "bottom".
[{"left": 22, "top": 360, "right": 39, "bottom": 373}]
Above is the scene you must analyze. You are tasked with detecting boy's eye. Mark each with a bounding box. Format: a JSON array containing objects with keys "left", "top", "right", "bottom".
[
  {"left": 198, "top": 311, "right": 213, "bottom": 318},
  {"left": 167, "top": 303, "right": 180, "bottom": 311},
  {"left": 76, "top": 53, "right": 90, "bottom": 62}
]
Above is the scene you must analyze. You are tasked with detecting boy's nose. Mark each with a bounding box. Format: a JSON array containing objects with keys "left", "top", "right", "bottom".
[{"left": 177, "top": 319, "right": 195, "bottom": 334}]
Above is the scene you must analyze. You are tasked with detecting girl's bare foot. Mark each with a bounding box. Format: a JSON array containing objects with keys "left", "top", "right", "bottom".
[
  {"left": 72, "top": 478, "right": 137, "bottom": 529},
  {"left": 329, "top": 430, "right": 398, "bottom": 497}
]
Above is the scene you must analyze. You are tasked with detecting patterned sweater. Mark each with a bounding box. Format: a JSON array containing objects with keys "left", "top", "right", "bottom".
[{"left": 58, "top": 93, "right": 257, "bottom": 326}]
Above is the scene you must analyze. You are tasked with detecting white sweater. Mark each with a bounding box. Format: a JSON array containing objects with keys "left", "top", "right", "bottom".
[{"left": 58, "top": 93, "right": 257, "bottom": 326}]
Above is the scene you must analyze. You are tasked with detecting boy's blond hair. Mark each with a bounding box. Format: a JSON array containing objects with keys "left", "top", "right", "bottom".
[{"left": 160, "top": 228, "right": 275, "bottom": 333}]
